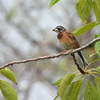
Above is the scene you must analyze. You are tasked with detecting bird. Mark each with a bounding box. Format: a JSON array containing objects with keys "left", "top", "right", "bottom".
[{"left": 52, "top": 25, "right": 88, "bottom": 67}]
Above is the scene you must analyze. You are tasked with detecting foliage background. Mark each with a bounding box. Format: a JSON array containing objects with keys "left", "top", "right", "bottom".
[{"left": 0, "top": 0, "right": 100, "bottom": 100}]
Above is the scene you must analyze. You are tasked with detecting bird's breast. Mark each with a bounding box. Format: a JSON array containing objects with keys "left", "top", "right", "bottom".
[
  {"left": 59, "top": 40, "right": 72, "bottom": 50},
  {"left": 57, "top": 32, "right": 78, "bottom": 50},
  {"left": 57, "top": 33, "right": 63, "bottom": 39}
]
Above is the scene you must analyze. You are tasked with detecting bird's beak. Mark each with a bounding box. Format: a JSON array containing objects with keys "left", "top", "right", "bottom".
[
  {"left": 52, "top": 28, "right": 57, "bottom": 32},
  {"left": 52, "top": 29, "right": 55, "bottom": 31}
]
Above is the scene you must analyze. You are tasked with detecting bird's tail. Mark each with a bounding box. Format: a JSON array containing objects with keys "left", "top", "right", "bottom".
[{"left": 77, "top": 51, "right": 88, "bottom": 67}]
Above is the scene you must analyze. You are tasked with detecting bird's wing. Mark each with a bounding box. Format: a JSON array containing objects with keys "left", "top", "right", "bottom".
[{"left": 65, "top": 31, "right": 80, "bottom": 48}]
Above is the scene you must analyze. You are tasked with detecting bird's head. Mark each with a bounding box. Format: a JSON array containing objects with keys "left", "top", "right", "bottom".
[{"left": 52, "top": 26, "right": 66, "bottom": 33}]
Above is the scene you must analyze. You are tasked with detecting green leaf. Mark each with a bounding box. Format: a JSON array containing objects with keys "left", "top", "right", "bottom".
[
  {"left": 68, "top": 80, "right": 82, "bottom": 100},
  {"left": 95, "top": 76, "right": 100, "bottom": 92},
  {"left": 73, "top": 22, "right": 99, "bottom": 36},
  {"left": 88, "top": 53, "right": 97, "bottom": 60},
  {"left": 54, "top": 94, "right": 59, "bottom": 100},
  {"left": 49, "top": 0, "right": 59, "bottom": 7},
  {"left": 53, "top": 78, "right": 62, "bottom": 86},
  {"left": 95, "top": 34, "right": 100, "bottom": 56},
  {"left": 76, "top": 0, "right": 81, "bottom": 3},
  {"left": 59, "top": 73, "right": 76, "bottom": 99},
  {"left": 62, "top": 82, "right": 74, "bottom": 100},
  {"left": 95, "top": 66, "right": 100, "bottom": 73},
  {"left": 84, "top": 81, "right": 100, "bottom": 100},
  {"left": 0, "top": 68, "right": 17, "bottom": 84},
  {"left": 95, "top": 33, "right": 100, "bottom": 38},
  {"left": 0, "top": 80, "right": 18, "bottom": 100},
  {"left": 76, "top": 0, "right": 91, "bottom": 24},
  {"left": 93, "top": 1, "right": 100, "bottom": 23},
  {"left": 89, "top": 58, "right": 100, "bottom": 65},
  {"left": 95, "top": 0, "right": 100, "bottom": 11},
  {"left": 86, "top": 0, "right": 92, "bottom": 10}
]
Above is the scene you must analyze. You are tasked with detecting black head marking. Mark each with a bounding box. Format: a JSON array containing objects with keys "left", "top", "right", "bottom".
[{"left": 53, "top": 26, "right": 66, "bottom": 33}]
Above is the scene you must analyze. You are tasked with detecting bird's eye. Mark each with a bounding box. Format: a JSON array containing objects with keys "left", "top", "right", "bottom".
[{"left": 57, "top": 28, "right": 62, "bottom": 31}]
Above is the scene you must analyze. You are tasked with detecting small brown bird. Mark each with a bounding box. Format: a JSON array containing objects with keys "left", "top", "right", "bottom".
[{"left": 53, "top": 25, "right": 88, "bottom": 67}]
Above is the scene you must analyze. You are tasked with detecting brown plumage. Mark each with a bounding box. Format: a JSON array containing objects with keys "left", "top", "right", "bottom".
[{"left": 53, "top": 25, "right": 88, "bottom": 67}]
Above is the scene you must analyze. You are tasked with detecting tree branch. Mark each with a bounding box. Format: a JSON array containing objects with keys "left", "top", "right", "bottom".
[
  {"left": 71, "top": 54, "right": 86, "bottom": 74},
  {"left": 0, "top": 37, "right": 100, "bottom": 70}
]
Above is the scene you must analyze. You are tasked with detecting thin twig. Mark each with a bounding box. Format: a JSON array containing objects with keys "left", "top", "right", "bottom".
[
  {"left": 71, "top": 54, "right": 86, "bottom": 74},
  {"left": 0, "top": 37, "right": 100, "bottom": 70}
]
